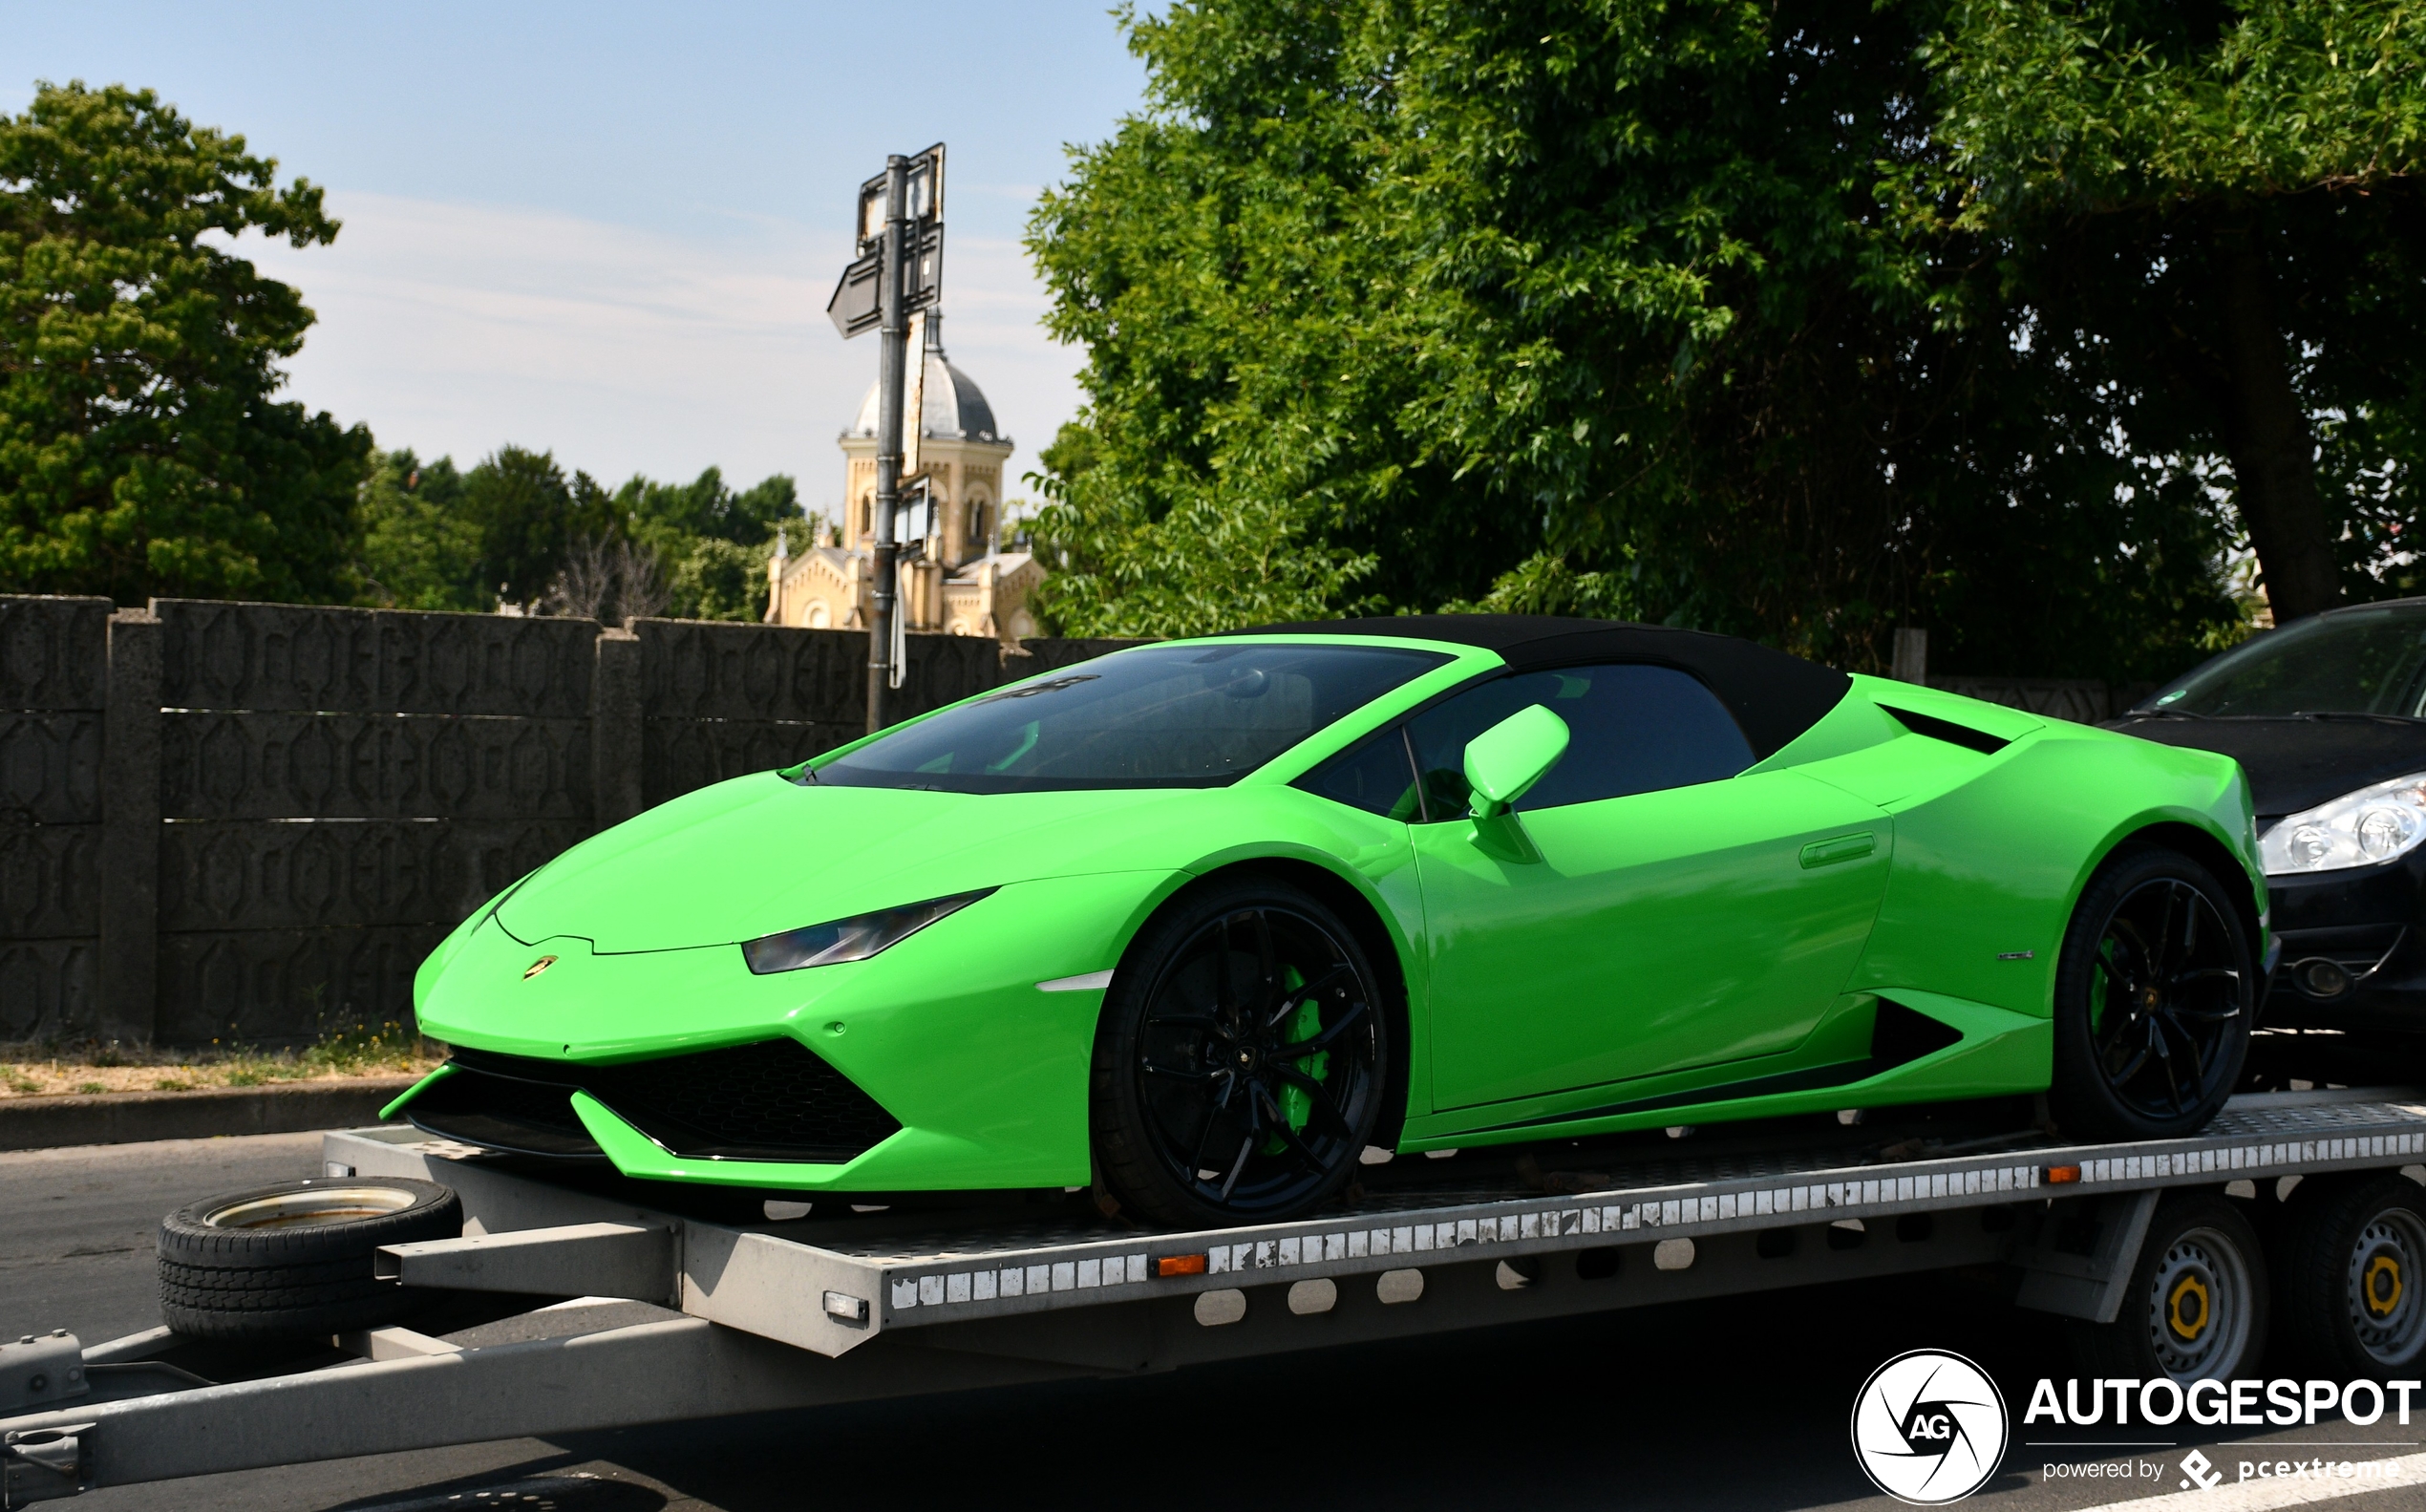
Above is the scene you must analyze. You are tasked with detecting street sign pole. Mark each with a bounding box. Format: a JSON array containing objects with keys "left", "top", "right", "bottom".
[
  {"left": 828, "top": 142, "right": 942, "bottom": 734},
  {"left": 867, "top": 155, "right": 908, "bottom": 735}
]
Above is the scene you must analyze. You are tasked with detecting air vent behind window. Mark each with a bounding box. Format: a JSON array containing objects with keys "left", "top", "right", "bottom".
[{"left": 1877, "top": 704, "right": 2011, "bottom": 756}]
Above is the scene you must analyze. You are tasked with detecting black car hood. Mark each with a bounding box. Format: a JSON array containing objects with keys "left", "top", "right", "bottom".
[{"left": 2108, "top": 714, "right": 2426, "bottom": 820}]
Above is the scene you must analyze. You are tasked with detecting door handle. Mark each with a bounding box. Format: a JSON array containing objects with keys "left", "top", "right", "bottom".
[{"left": 1799, "top": 832, "right": 1877, "bottom": 869}]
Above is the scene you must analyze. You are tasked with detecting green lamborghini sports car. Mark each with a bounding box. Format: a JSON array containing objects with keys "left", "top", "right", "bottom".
[{"left": 395, "top": 616, "right": 2269, "bottom": 1226}]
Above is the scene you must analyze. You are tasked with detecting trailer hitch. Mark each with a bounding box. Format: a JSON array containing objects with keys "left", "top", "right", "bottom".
[{"left": 2, "top": 1422, "right": 94, "bottom": 1507}]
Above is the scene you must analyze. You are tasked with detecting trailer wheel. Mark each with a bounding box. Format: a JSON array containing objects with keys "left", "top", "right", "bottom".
[
  {"left": 2068, "top": 1192, "right": 2268, "bottom": 1382},
  {"left": 157, "top": 1177, "right": 461, "bottom": 1341},
  {"left": 2269, "top": 1172, "right": 2426, "bottom": 1379},
  {"left": 1092, "top": 877, "right": 1390, "bottom": 1227}
]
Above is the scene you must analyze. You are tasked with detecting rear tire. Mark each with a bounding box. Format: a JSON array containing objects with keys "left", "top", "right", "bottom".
[
  {"left": 1091, "top": 877, "right": 1391, "bottom": 1228},
  {"left": 158, "top": 1177, "right": 460, "bottom": 1341},
  {"left": 2268, "top": 1172, "right": 2426, "bottom": 1380},
  {"left": 2068, "top": 1191, "right": 2268, "bottom": 1383},
  {"left": 2050, "top": 846, "right": 2254, "bottom": 1141}
]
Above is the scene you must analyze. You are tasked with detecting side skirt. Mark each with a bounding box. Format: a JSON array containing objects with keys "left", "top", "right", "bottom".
[{"left": 1405, "top": 990, "right": 2052, "bottom": 1149}]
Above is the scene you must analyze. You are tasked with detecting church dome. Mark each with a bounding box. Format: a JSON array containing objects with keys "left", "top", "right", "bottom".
[{"left": 847, "top": 346, "right": 1006, "bottom": 446}]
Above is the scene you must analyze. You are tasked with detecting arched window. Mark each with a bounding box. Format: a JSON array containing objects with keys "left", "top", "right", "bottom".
[{"left": 966, "top": 491, "right": 990, "bottom": 548}]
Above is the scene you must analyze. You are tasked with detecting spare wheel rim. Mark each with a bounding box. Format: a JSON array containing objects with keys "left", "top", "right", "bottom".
[{"left": 201, "top": 1185, "right": 423, "bottom": 1230}]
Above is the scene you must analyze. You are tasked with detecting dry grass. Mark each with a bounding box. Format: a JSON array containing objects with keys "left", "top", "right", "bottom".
[{"left": 0, "top": 1023, "right": 441, "bottom": 1098}]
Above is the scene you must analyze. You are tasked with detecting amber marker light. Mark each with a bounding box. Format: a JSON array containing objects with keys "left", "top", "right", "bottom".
[
  {"left": 1157, "top": 1254, "right": 1208, "bottom": 1278},
  {"left": 2045, "top": 1165, "right": 2081, "bottom": 1184}
]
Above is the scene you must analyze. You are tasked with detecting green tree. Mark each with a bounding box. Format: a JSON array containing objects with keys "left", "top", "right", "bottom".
[
  {"left": 617, "top": 466, "right": 796, "bottom": 547},
  {"left": 353, "top": 449, "right": 483, "bottom": 610},
  {"left": 614, "top": 467, "right": 796, "bottom": 621},
  {"left": 1914, "top": 0, "right": 2426, "bottom": 622},
  {"left": 1026, "top": 1, "right": 2422, "bottom": 675},
  {"left": 457, "top": 446, "right": 604, "bottom": 607},
  {"left": 0, "top": 81, "right": 372, "bottom": 604}
]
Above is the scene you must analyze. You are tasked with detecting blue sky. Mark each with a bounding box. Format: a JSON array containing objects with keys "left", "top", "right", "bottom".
[{"left": 0, "top": 2, "right": 1150, "bottom": 515}]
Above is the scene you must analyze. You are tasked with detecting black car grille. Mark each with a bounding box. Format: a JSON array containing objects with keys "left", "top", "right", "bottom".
[
  {"left": 410, "top": 1039, "right": 903, "bottom": 1163},
  {"left": 407, "top": 1060, "right": 603, "bottom": 1159}
]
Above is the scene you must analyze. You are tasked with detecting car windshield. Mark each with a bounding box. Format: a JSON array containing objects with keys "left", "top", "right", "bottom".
[
  {"left": 811, "top": 642, "right": 1452, "bottom": 793},
  {"left": 2144, "top": 605, "right": 2426, "bottom": 718}
]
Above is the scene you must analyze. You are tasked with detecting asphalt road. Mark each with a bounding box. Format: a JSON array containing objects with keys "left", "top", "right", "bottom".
[{"left": 7, "top": 1133, "right": 2426, "bottom": 1511}]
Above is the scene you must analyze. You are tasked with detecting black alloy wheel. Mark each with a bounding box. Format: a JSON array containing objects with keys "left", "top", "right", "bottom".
[
  {"left": 2052, "top": 846, "right": 2254, "bottom": 1141},
  {"left": 1092, "top": 880, "right": 1388, "bottom": 1227}
]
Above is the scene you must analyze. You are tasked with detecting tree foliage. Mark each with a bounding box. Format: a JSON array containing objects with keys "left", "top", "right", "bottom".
[
  {"left": 1025, "top": 1, "right": 2426, "bottom": 677},
  {"left": 354, "top": 449, "right": 480, "bottom": 610},
  {"left": 353, "top": 447, "right": 798, "bottom": 624},
  {"left": 0, "top": 81, "right": 371, "bottom": 604},
  {"left": 1912, "top": 0, "right": 2426, "bottom": 622}
]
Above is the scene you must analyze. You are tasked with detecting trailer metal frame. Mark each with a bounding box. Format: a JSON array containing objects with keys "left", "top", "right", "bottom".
[{"left": 7, "top": 1089, "right": 2425, "bottom": 1505}]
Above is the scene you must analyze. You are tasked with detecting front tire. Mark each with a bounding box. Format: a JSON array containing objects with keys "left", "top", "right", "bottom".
[
  {"left": 1091, "top": 878, "right": 1391, "bottom": 1228},
  {"left": 2050, "top": 846, "right": 2254, "bottom": 1141}
]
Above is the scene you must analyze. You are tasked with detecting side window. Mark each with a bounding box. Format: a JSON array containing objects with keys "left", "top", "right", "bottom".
[
  {"left": 1405, "top": 663, "right": 1754, "bottom": 818},
  {"left": 1299, "top": 728, "right": 1424, "bottom": 820}
]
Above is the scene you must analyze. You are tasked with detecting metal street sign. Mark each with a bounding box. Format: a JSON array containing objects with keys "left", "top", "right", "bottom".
[
  {"left": 902, "top": 222, "right": 944, "bottom": 310},
  {"left": 857, "top": 143, "right": 944, "bottom": 251},
  {"left": 826, "top": 249, "right": 882, "bottom": 338},
  {"left": 902, "top": 310, "right": 927, "bottom": 476},
  {"left": 826, "top": 202, "right": 944, "bottom": 339}
]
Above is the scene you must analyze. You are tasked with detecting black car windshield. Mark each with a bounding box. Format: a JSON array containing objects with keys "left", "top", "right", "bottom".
[
  {"left": 2144, "top": 605, "right": 2426, "bottom": 718},
  {"left": 811, "top": 643, "right": 1452, "bottom": 793}
]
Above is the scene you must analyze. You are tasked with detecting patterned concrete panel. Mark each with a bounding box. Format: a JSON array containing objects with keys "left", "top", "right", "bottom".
[
  {"left": 156, "top": 600, "right": 597, "bottom": 717},
  {"left": 157, "top": 925, "right": 450, "bottom": 1046},
  {"left": 0, "top": 597, "right": 111, "bottom": 713},
  {"left": 0, "top": 939, "right": 97, "bottom": 1040},
  {"left": 159, "top": 819, "right": 586, "bottom": 932},
  {"left": 159, "top": 713, "right": 593, "bottom": 821}
]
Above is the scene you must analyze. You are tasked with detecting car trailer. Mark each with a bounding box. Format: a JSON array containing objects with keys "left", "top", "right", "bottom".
[{"left": 8, "top": 1088, "right": 2426, "bottom": 1505}]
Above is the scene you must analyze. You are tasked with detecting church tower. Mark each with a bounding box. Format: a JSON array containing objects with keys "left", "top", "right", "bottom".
[{"left": 764, "top": 315, "right": 1044, "bottom": 642}]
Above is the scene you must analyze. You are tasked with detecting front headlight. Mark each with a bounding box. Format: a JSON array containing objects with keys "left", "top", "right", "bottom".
[
  {"left": 740, "top": 889, "right": 994, "bottom": 974},
  {"left": 2260, "top": 773, "right": 2426, "bottom": 876}
]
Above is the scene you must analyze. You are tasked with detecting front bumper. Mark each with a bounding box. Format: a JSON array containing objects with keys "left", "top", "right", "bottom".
[
  {"left": 400, "top": 869, "right": 1181, "bottom": 1190},
  {"left": 2262, "top": 845, "right": 2426, "bottom": 1032}
]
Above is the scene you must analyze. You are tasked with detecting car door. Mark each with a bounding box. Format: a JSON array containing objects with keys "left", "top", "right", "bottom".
[{"left": 1407, "top": 663, "right": 1892, "bottom": 1112}]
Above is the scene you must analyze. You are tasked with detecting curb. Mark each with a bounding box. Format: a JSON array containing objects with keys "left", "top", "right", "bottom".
[{"left": 0, "top": 1076, "right": 419, "bottom": 1153}]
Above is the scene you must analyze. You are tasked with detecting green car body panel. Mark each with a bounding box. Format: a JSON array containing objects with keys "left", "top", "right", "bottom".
[{"left": 403, "top": 630, "right": 2264, "bottom": 1193}]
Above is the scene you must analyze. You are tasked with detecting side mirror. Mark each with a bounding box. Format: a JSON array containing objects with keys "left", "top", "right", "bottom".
[{"left": 1462, "top": 705, "right": 1569, "bottom": 819}]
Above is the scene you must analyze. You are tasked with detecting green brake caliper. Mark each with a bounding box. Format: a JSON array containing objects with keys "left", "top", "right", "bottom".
[{"left": 1266, "top": 968, "right": 1330, "bottom": 1154}]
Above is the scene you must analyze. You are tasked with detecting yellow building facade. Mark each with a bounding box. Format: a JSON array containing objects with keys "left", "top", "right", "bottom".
[{"left": 765, "top": 321, "right": 1044, "bottom": 643}]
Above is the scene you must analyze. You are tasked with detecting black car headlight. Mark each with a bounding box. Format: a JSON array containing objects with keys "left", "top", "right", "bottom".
[
  {"left": 2261, "top": 773, "right": 2426, "bottom": 876},
  {"left": 740, "top": 889, "right": 995, "bottom": 974}
]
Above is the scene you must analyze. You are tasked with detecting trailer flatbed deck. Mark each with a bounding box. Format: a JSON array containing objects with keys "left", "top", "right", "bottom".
[{"left": 6, "top": 1088, "right": 2424, "bottom": 1505}]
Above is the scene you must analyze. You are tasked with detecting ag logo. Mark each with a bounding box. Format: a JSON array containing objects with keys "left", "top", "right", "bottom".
[
  {"left": 1850, "top": 1350, "right": 2009, "bottom": 1504},
  {"left": 523, "top": 955, "right": 557, "bottom": 980}
]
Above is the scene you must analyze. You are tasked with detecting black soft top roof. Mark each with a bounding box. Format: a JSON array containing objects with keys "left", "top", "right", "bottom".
[{"left": 1224, "top": 614, "right": 1851, "bottom": 760}]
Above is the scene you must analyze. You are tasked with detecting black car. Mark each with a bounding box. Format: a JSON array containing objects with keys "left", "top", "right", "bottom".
[{"left": 2115, "top": 598, "right": 2426, "bottom": 1043}]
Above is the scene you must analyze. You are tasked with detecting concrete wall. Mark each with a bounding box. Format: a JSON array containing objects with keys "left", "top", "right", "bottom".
[{"left": 0, "top": 594, "right": 1134, "bottom": 1048}]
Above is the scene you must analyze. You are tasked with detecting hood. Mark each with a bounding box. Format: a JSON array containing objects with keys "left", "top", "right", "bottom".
[
  {"left": 2107, "top": 714, "right": 2426, "bottom": 820},
  {"left": 497, "top": 773, "right": 1202, "bottom": 953}
]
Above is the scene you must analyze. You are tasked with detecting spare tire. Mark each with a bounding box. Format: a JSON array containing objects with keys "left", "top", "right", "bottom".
[{"left": 157, "top": 1177, "right": 461, "bottom": 1341}]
